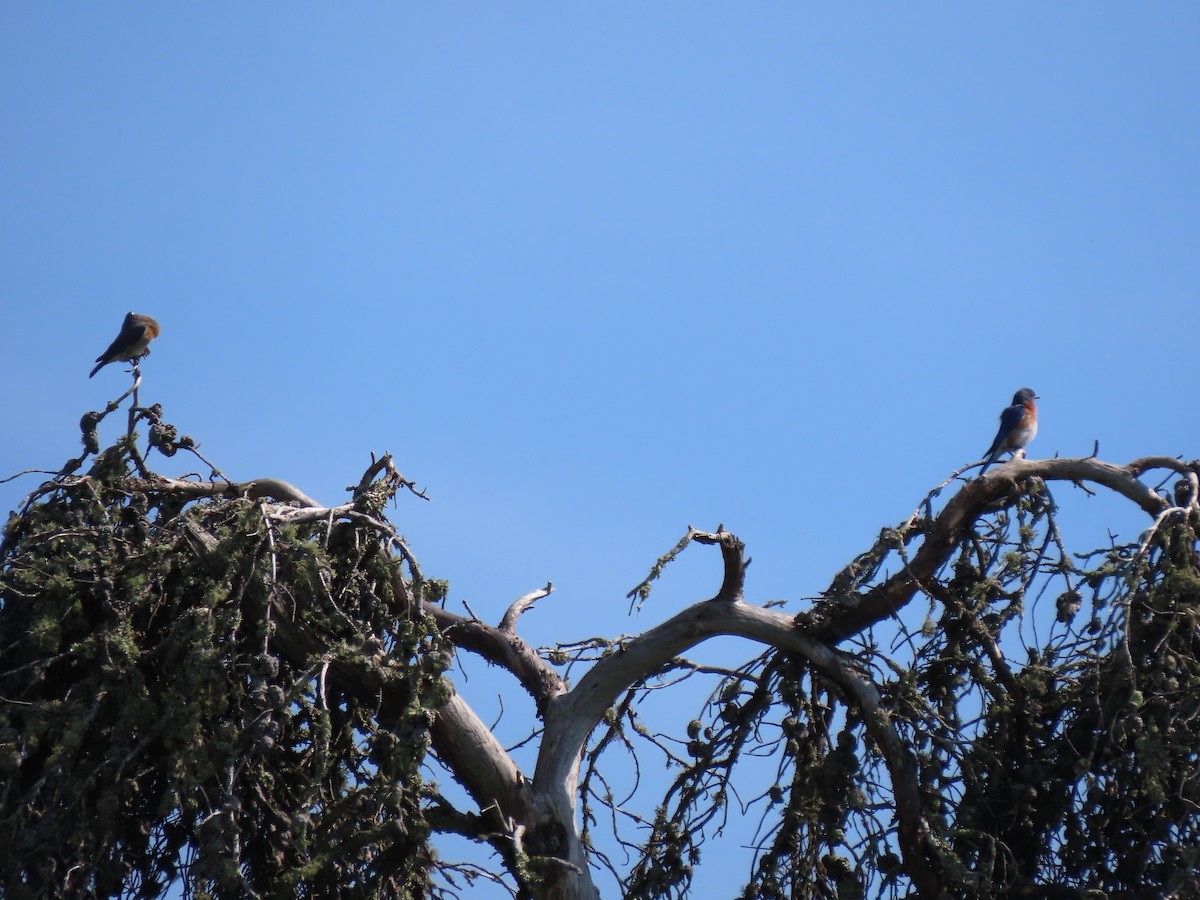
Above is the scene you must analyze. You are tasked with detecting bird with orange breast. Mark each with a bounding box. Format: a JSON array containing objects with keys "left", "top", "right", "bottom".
[
  {"left": 979, "top": 388, "right": 1038, "bottom": 475},
  {"left": 89, "top": 312, "right": 161, "bottom": 378}
]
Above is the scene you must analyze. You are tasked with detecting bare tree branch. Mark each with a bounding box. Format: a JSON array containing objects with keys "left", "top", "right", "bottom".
[
  {"left": 500, "top": 583, "right": 555, "bottom": 633},
  {"left": 123, "top": 474, "right": 322, "bottom": 507},
  {"left": 427, "top": 604, "right": 566, "bottom": 714},
  {"left": 808, "top": 455, "right": 1191, "bottom": 644}
]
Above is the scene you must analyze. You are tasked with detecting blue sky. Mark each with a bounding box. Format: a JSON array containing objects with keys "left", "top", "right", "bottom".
[{"left": 3, "top": 5, "right": 1198, "bottom": 895}]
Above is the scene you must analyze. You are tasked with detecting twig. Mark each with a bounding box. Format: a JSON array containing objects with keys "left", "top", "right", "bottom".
[{"left": 627, "top": 526, "right": 702, "bottom": 613}]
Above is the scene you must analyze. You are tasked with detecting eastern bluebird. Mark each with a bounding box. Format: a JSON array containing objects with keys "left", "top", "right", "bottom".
[
  {"left": 979, "top": 388, "right": 1038, "bottom": 475},
  {"left": 89, "top": 312, "right": 161, "bottom": 378}
]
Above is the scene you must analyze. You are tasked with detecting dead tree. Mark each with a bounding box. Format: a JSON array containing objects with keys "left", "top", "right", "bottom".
[{"left": 2, "top": 385, "right": 1198, "bottom": 898}]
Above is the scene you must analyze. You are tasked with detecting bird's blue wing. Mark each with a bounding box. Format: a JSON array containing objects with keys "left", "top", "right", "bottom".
[{"left": 985, "top": 403, "right": 1024, "bottom": 456}]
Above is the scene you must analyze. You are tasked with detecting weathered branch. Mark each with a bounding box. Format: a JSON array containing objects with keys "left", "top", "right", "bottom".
[
  {"left": 349, "top": 451, "right": 429, "bottom": 502},
  {"left": 809, "top": 455, "right": 1191, "bottom": 644},
  {"left": 691, "top": 529, "right": 747, "bottom": 603},
  {"left": 428, "top": 604, "right": 566, "bottom": 714},
  {"left": 429, "top": 690, "right": 528, "bottom": 829},
  {"left": 535, "top": 530, "right": 751, "bottom": 793},
  {"left": 500, "top": 583, "right": 555, "bottom": 633},
  {"left": 535, "top": 586, "right": 941, "bottom": 896},
  {"left": 124, "top": 474, "right": 322, "bottom": 507}
]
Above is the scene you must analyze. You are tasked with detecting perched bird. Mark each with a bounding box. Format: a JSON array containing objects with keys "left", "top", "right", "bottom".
[
  {"left": 980, "top": 388, "right": 1038, "bottom": 475},
  {"left": 89, "top": 312, "right": 161, "bottom": 378}
]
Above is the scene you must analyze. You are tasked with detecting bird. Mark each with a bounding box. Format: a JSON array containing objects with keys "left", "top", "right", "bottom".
[
  {"left": 979, "top": 388, "right": 1038, "bottom": 475},
  {"left": 89, "top": 312, "right": 161, "bottom": 378}
]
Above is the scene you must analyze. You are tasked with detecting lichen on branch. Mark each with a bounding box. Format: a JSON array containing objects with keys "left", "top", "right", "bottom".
[{"left": 1, "top": 428, "right": 447, "bottom": 899}]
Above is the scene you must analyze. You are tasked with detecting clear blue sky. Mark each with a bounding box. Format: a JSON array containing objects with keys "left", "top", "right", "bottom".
[{"left": 3, "top": 5, "right": 1198, "bottom": 895}]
